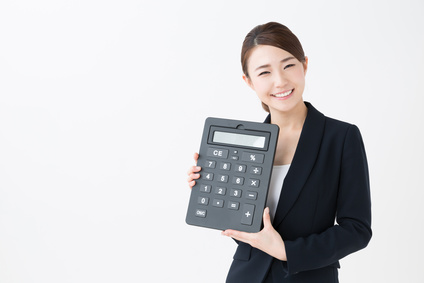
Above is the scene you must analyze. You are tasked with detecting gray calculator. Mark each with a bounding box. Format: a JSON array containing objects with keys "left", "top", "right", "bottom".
[{"left": 186, "top": 117, "right": 279, "bottom": 232}]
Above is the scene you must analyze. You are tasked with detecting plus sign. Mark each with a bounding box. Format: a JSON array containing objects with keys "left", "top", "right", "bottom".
[{"left": 245, "top": 211, "right": 251, "bottom": 218}]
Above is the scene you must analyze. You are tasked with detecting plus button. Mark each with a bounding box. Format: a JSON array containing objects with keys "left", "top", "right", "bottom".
[{"left": 241, "top": 204, "right": 255, "bottom": 226}]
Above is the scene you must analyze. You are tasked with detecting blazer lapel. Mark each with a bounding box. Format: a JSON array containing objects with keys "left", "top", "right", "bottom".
[{"left": 266, "top": 102, "right": 326, "bottom": 228}]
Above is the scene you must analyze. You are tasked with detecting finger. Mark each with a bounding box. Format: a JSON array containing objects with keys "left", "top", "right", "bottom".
[
  {"left": 187, "top": 166, "right": 201, "bottom": 175},
  {"left": 188, "top": 180, "right": 196, "bottom": 189},
  {"left": 187, "top": 173, "right": 200, "bottom": 182},
  {"left": 193, "top": 152, "right": 199, "bottom": 163},
  {"left": 222, "top": 229, "right": 252, "bottom": 243},
  {"left": 263, "top": 207, "right": 272, "bottom": 228}
]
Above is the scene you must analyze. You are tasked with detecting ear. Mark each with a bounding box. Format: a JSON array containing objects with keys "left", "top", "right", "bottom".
[
  {"left": 303, "top": 56, "right": 309, "bottom": 75},
  {"left": 242, "top": 74, "right": 255, "bottom": 90}
]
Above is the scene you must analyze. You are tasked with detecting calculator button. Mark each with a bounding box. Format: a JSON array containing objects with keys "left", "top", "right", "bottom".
[
  {"left": 213, "top": 199, "right": 224, "bottom": 208},
  {"left": 241, "top": 152, "right": 264, "bottom": 164},
  {"left": 202, "top": 173, "right": 214, "bottom": 181},
  {"left": 199, "top": 184, "right": 211, "bottom": 193},
  {"left": 215, "top": 187, "right": 227, "bottom": 195},
  {"left": 220, "top": 162, "right": 231, "bottom": 170},
  {"left": 207, "top": 148, "right": 229, "bottom": 159},
  {"left": 249, "top": 179, "right": 260, "bottom": 188},
  {"left": 250, "top": 166, "right": 262, "bottom": 175},
  {"left": 246, "top": 191, "right": 258, "bottom": 200},
  {"left": 218, "top": 174, "right": 229, "bottom": 183},
  {"left": 230, "top": 189, "right": 242, "bottom": 198},
  {"left": 198, "top": 197, "right": 209, "bottom": 205},
  {"left": 232, "top": 177, "right": 244, "bottom": 186},
  {"left": 241, "top": 204, "right": 255, "bottom": 225},
  {"left": 235, "top": 164, "right": 247, "bottom": 173},
  {"left": 205, "top": 160, "right": 216, "bottom": 168},
  {"left": 228, "top": 201, "right": 239, "bottom": 210},
  {"left": 195, "top": 209, "right": 207, "bottom": 218}
]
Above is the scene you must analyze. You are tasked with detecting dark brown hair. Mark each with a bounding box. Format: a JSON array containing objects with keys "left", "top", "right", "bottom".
[{"left": 241, "top": 22, "right": 306, "bottom": 112}]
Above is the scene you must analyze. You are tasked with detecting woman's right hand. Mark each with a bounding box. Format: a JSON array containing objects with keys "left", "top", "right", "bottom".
[{"left": 187, "top": 152, "right": 201, "bottom": 189}]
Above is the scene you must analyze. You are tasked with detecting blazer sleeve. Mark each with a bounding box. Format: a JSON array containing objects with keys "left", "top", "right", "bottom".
[{"left": 284, "top": 124, "right": 372, "bottom": 275}]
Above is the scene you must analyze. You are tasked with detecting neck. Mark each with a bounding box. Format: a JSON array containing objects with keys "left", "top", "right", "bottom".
[{"left": 269, "top": 101, "right": 308, "bottom": 131}]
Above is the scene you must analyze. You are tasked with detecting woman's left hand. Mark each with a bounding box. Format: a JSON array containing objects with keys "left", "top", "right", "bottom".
[{"left": 221, "top": 207, "right": 287, "bottom": 261}]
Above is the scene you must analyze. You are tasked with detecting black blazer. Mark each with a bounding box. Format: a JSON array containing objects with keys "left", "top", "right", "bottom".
[{"left": 226, "top": 102, "right": 372, "bottom": 283}]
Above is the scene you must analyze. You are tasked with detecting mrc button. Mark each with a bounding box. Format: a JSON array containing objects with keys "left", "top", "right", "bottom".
[{"left": 207, "top": 148, "right": 229, "bottom": 159}]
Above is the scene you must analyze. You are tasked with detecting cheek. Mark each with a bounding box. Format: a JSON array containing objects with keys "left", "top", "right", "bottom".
[
  {"left": 251, "top": 79, "right": 270, "bottom": 94},
  {"left": 293, "top": 71, "right": 306, "bottom": 87}
]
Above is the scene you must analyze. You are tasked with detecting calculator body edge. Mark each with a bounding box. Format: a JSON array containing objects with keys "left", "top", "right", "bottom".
[{"left": 186, "top": 117, "right": 279, "bottom": 233}]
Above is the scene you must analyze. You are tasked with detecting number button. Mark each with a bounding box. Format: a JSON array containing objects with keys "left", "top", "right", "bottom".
[
  {"left": 199, "top": 184, "right": 211, "bottom": 193},
  {"left": 230, "top": 189, "right": 242, "bottom": 198},
  {"left": 215, "top": 187, "right": 227, "bottom": 195},
  {"left": 218, "top": 174, "right": 229, "bottom": 183},
  {"left": 198, "top": 197, "right": 209, "bottom": 205},
  {"left": 232, "top": 177, "right": 245, "bottom": 186},
  {"left": 235, "top": 164, "right": 246, "bottom": 173},
  {"left": 220, "top": 162, "right": 231, "bottom": 170},
  {"left": 202, "top": 173, "right": 214, "bottom": 181},
  {"left": 205, "top": 160, "right": 216, "bottom": 168}
]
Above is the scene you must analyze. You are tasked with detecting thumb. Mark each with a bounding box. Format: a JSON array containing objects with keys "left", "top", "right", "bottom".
[{"left": 263, "top": 207, "right": 272, "bottom": 228}]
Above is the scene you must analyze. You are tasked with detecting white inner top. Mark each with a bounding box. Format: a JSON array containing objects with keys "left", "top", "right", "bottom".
[{"left": 266, "top": 164, "right": 290, "bottom": 222}]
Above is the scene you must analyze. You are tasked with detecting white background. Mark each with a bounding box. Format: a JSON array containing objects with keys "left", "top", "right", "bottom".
[{"left": 1, "top": 0, "right": 423, "bottom": 282}]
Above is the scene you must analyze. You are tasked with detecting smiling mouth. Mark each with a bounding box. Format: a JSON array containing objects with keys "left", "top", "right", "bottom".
[{"left": 271, "top": 89, "right": 293, "bottom": 98}]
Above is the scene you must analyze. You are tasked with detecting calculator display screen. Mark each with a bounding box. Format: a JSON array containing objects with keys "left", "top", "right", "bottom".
[{"left": 212, "top": 131, "right": 266, "bottom": 149}]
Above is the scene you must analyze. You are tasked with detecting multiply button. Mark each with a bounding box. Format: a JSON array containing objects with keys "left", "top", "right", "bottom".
[
  {"left": 241, "top": 152, "right": 264, "bottom": 164},
  {"left": 241, "top": 204, "right": 255, "bottom": 225},
  {"left": 249, "top": 179, "right": 260, "bottom": 188}
]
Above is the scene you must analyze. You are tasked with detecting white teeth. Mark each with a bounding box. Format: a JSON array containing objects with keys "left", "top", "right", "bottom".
[{"left": 273, "top": 90, "right": 293, "bottom": 98}]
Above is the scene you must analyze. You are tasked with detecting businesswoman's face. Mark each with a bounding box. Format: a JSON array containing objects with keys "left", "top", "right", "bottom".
[{"left": 243, "top": 45, "right": 308, "bottom": 114}]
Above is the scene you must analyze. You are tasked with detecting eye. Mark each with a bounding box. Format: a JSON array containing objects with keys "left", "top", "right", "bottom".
[
  {"left": 258, "top": 71, "right": 270, "bottom": 76},
  {"left": 284, "top": 64, "right": 295, "bottom": 70}
]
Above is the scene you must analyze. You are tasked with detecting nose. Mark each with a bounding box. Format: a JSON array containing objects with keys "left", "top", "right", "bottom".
[{"left": 274, "top": 71, "right": 288, "bottom": 88}]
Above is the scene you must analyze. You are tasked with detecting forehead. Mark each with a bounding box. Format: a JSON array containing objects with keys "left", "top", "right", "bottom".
[{"left": 247, "top": 45, "right": 294, "bottom": 69}]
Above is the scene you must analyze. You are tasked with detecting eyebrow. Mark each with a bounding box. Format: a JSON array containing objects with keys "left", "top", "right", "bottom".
[{"left": 254, "top": 56, "right": 296, "bottom": 72}]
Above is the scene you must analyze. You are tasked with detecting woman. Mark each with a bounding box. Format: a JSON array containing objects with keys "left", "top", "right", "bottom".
[{"left": 187, "top": 22, "right": 371, "bottom": 283}]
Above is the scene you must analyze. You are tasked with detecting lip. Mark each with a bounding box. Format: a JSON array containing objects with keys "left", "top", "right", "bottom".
[{"left": 271, "top": 89, "right": 294, "bottom": 100}]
